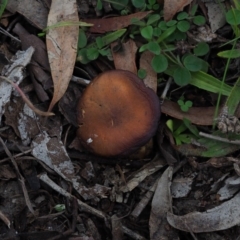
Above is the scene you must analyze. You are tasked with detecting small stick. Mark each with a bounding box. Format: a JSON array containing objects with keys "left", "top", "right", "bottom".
[
  {"left": 0, "top": 137, "right": 34, "bottom": 214},
  {"left": 199, "top": 131, "right": 240, "bottom": 145},
  {"left": 39, "top": 173, "right": 108, "bottom": 221}
]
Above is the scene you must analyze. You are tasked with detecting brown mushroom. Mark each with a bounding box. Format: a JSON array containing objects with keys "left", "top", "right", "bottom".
[{"left": 77, "top": 70, "right": 161, "bottom": 157}]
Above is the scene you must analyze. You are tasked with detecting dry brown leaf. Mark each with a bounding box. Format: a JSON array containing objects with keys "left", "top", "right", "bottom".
[
  {"left": 84, "top": 11, "right": 152, "bottom": 33},
  {"left": 46, "top": 0, "right": 79, "bottom": 111},
  {"left": 164, "top": 0, "right": 193, "bottom": 21},
  {"left": 161, "top": 99, "right": 215, "bottom": 125},
  {"left": 111, "top": 39, "right": 138, "bottom": 74},
  {"left": 167, "top": 191, "right": 240, "bottom": 232}
]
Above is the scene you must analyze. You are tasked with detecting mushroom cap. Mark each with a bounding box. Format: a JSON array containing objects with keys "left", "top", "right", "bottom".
[{"left": 77, "top": 70, "right": 161, "bottom": 157}]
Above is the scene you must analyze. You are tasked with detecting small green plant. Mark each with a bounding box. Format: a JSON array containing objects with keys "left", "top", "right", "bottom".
[
  {"left": 77, "top": 0, "right": 214, "bottom": 90},
  {"left": 138, "top": 68, "right": 147, "bottom": 79},
  {"left": 54, "top": 204, "right": 65, "bottom": 212},
  {"left": 131, "top": 0, "right": 159, "bottom": 10},
  {"left": 77, "top": 29, "right": 126, "bottom": 64},
  {"left": 177, "top": 98, "right": 193, "bottom": 112},
  {"left": 217, "top": 7, "right": 240, "bottom": 59},
  {"left": 213, "top": 3, "right": 240, "bottom": 125},
  {"left": 129, "top": 5, "right": 209, "bottom": 86},
  {"left": 166, "top": 118, "right": 198, "bottom": 145}
]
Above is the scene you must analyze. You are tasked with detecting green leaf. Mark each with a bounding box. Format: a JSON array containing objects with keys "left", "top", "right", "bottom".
[
  {"left": 132, "top": 0, "right": 145, "bottom": 8},
  {"left": 78, "top": 29, "right": 87, "bottom": 49},
  {"left": 226, "top": 9, "right": 240, "bottom": 25},
  {"left": 166, "top": 20, "right": 177, "bottom": 27},
  {"left": 0, "top": 0, "right": 8, "bottom": 19},
  {"left": 200, "top": 60, "right": 209, "bottom": 72},
  {"left": 173, "top": 66, "right": 191, "bottom": 86},
  {"left": 96, "top": 37, "right": 104, "bottom": 49},
  {"left": 182, "top": 118, "right": 199, "bottom": 137},
  {"left": 194, "top": 42, "right": 209, "bottom": 56},
  {"left": 54, "top": 204, "right": 66, "bottom": 212},
  {"left": 139, "top": 43, "right": 149, "bottom": 52},
  {"left": 166, "top": 119, "right": 174, "bottom": 132},
  {"left": 183, "top": 55, "right": 203, "bottom": 72},
  {"left": 147, "top": 41, "right": 161, "bottom": 55},
  {"left": 191, "top": 71, "right": 231, "bottom": 96},
  {"left": 111, "top": 0, "right": 129, "bottom": 10},
  {"left": 130, "top": 18, "right": 146, "bottom": 26},
  {"left": 77, "top": 48, "right": 90, "bottom": 64},
  {"left": 147, "top": 14, "right": 161, "bottom": 25},
  {"left": 148, "top": 0, "right": 156, "bottom": 5},
  {"left": 177, "top": 20, "right": 190, "bottom": 32},
  {"left": 138, "top": 69, "right": 147, "bottom": 79},
  {"left": 177, "top": 138, "right": 240, "bottom": 157},
  {"left": 226, "top": 77, "right": 240, "bottom": 115},
  {"left": 96, "top": 0, "right": 103, "bottom": 10},
  {"left": 177, "top": 12, "right": 189, "bottom": 20},
  {"left": 172, "top": 30, "right": 187, "bottom": 41},
  {"left": 157, "top": 25, "right": 176, "bottom": 43},
  {"left": 86, "top": 48, "right": 99, "bottom": 60},
  {"left": 174, "top": 122, "right": 187, "bottom": 135},
  {"left": 98, "top": 48, "right": 111, "bottom": 56},
  {"left": 193, "top": 15, "right": 206, "bottom": 26},
  {"left": 140, "top": 25, "right": 153, "bottom": 39},
  {"left": 181, "top": 105, "right": 188, "bottom": 111},
  {"left": 189, "top": 4, "right": 198, "bottom": 16},
  {"left": 177, "top": 99, "right": 184, "bottom": 106},
  {"left": 152, "top": 4, "right": 159, "bottom": 10},
  {"left": 165, "top": 65, "right": 232, "bottom": 96},
  {"left": 43, "top": 21, "right": 93, "bottom": 33},
  {"left": 217, "top": 49, "right": 240, "bottom": 59},
  {"left": 86, "top": 29, "right": 126, "bottom": 49},
  {"left": 151, "top": 54, "right": 168, "bottom": 73},
  {"left": 185, "top": 100, "right": 193, "bottom": 107},
  {"left": 158, "top": 21, "right": 168, "bottom": 30},
  {"left": 153, "top": 27, "right": 162, "bottom": 37},
  {"left": 176, "top": 134, "right": 192, "bottom": 144}
]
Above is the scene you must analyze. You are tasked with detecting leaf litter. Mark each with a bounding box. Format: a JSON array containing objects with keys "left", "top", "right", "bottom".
[{"left": 1, "top": 0, "right": 240, "bottom": 239}]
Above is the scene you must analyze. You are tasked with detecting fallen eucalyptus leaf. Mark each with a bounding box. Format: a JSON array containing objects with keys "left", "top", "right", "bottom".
[
  {"left": 46, "top": 0, "right": 79, "bottom": 111},
  {"left": 167, "top": 191, "right": 240, "bottom": 232}
]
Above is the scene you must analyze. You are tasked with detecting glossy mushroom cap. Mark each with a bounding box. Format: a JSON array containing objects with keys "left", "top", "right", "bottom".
[{"left": 77, "top": 70, "right": 161, "bottom": 157}]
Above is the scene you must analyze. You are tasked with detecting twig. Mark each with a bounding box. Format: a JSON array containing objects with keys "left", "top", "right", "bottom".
[
  {"left": 0, "top": 149, "right": 32, "bottom": 164},
  {"left": 71, "top": 75, "right": 91, "bottom": 86},
  {"left": 0, "top": 137, "right": 34, "bottom": 214},
  {"left": 122, "top": 225, "right": 147, "bottom": 240},
  {"left": 39, "top": 173, "right": 109, "bottom": 221},
  {"left": 199, "top": 131, "right": 240, "bottom": 145},
  {"left": 130, "top": 179, "right": 158, "bottom": 219},
  {"left": 0, "top": 26, "right": 21, "bottom": 43},
  {"left": 0, "top": 76, "right": 54, "bottom": 117},
  {"left": 160, "top": 77, "right": 172, "bottom": 104}
]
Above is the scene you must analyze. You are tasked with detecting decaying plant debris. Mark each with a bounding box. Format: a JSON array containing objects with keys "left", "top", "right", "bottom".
[{"left": 1, "top": 0, "right": 240, "bottom": 240}]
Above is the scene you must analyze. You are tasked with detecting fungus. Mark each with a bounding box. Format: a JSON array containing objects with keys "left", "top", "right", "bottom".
[{"left": 77, "top": 70, "right": 161, "bottom": 157}]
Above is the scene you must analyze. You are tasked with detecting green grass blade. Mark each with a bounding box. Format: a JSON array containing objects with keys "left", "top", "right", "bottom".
[
  {"left": 225, "top": 76, "right": 240, "bottom": 115},
  {"left": 86, "top": 29, "right": 127, "bottom": 49},
  {"left": 190, "top": 71, "right": 232, "bottom": 96},
  {"left": 165, "top": 66, "right": 232, "bottom": 96}
]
